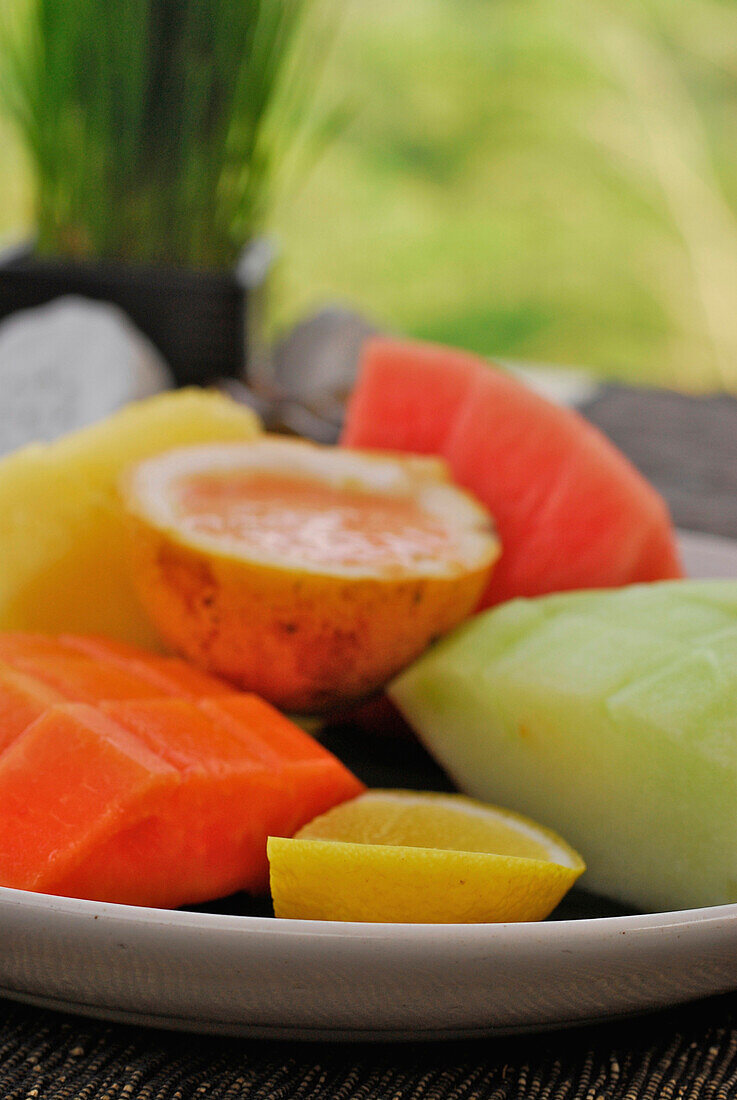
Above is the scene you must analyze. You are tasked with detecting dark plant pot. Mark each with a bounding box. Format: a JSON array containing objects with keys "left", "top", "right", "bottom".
[{"left": 0, "top": 239, "right": 273, "bottom": 387}]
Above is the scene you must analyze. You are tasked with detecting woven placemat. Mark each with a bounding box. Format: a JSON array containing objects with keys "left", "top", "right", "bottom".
[{"left": 1, "top": 991, "right": 737, "bottom": 1098}]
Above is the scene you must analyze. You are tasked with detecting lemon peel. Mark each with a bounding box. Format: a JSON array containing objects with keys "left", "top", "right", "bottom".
[{"left": 268, "top": 790, "right": 584, "bottom": 923}]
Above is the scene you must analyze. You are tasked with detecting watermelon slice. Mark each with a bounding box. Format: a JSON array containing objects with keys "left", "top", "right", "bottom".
[
  {"left": 342, "top": 338, "right": 682, "bottom": 605},
  {"left": 343, "top": 340, "right": 479, "bottom": 455}
]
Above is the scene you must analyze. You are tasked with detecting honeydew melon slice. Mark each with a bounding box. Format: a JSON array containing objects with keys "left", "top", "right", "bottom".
[{"left": 389, "top": 580, "right": 737, "bottom": 912}]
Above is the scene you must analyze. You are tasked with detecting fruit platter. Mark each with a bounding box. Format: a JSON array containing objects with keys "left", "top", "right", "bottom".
[{"left": 0, "top": 337, "right": 736, "bottom": 1040}]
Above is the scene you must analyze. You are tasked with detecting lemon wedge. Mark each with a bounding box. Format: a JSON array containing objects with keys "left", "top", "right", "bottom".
[{"left": 267, "top": 790, "right": 585, "bottom": 923}]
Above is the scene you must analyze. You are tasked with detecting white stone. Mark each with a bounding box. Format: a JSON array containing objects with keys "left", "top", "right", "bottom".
[{"left": 0, "top": 295, "right": 173, "bottom": 455}]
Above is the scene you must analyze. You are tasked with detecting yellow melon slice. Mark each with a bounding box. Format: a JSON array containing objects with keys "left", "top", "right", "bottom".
[{"left": 0, "top": 389, "right": 260, "bottom": 647}]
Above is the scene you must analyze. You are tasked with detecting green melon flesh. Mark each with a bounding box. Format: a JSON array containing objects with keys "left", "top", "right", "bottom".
[{"left": 389, "top": 580, "right": 737, "bottom": 913}]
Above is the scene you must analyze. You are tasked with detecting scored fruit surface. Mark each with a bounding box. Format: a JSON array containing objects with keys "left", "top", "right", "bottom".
[
  {"left": 342, "top": 337, "right": 682, "bottom": 606},
  {"left": 123, "top": 438, "right": 499, "bottom": 712},
  {"left": 390, "top": 580, "right": 737, "bottom": 912},
  {"left": 0, "top": 631, "right": 364, "bottom": 907},
  {"left": 0, "top": 389, "right": 260, "bottom": 647},
  {"left": 51, "top": 694, "right": 364, "bottom": 907}
]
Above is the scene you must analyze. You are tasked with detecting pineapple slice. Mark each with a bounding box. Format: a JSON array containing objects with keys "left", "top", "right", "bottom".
[{"left": 0, "top": 389, "right": 259, "bottom": 647}]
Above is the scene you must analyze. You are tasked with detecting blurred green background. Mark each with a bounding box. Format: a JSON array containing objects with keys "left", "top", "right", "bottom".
[{"left": 3, "top": 0, "right": 737, "bottom": 390}]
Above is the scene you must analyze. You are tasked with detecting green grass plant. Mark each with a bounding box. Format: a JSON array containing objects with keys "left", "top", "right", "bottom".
[{"left": 0, "top": 0, "right": 333, "bottom": 267}]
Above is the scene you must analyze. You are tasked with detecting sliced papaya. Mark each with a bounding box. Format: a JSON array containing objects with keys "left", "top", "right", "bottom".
[
  {"left": 0, "top": 632, "right": 229, "bottom": 709},
  {"left": 53, "top": 698, "right": 282, "bottom": 905},
  {"left": 60, "top": 634, "right": 231, "bottom": 697},
  {"left": 0, "top": 704, "right": 176, "bottom": 892},
  {"left": 0, "top": 633, "right": 365, "bottom": 907},
  {"left": 0, "top": 662, "right": 66, "bottom": 753},
  {"left": 0, "top": 646, "right": 166, "bottom": 704},
  {"left": 200, "top": 695, "right": 366, "bottom": 838},
  {"left": 51, "top": 695, "right": 364, "bottom": 907}
]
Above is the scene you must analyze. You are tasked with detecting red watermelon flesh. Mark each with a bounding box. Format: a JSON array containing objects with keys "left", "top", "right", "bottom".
[
  {"left": 342, "top": 337, "right": 682, "bottom": 605},
  {"left": 342, "top": 339, "right": 479, "bottom": 455}
]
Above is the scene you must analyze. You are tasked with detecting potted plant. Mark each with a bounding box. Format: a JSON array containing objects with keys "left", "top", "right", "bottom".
[{"left": 0, "top": 0, "right": 333, "bottom": 385}]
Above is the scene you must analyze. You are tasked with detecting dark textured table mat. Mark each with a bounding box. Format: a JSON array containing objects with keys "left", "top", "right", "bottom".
[
  {"left": 2, "top": 993, "right": 737, "bottom": 1098},
  {"left": 3, "top": 381, "right": 737, "bottom": 1098}
]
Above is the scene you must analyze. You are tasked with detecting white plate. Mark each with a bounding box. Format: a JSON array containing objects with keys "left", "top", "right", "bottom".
[{"left": 1, "top": 529, "right": 736, "bottom": 1041}]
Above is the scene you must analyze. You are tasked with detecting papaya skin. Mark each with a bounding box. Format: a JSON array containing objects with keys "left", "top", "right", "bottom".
[{"left": 126, "top": 514, "right": 493, "bottom": 714}]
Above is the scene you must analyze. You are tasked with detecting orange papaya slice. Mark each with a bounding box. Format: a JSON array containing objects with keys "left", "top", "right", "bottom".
[
  {"left": 60, "top": 634, "right": 231, "bottom": 697},
  {"left": 51, "top": 698, "right": 281, "bottom": 906},
  {"left": 200, "top": 695, "right": 366, "bottom": 837},
  {"left": 0, "top": 704, "right": 176, "bottom": 892},
  {"left": 0, "top": 662, "right": 66, "bottom": 753},
  {"left": 0, "top": 637, "right": 365, "bottom": 907},
  {"left": 48, "top": 696, "right": 364, "bottom": 907},
  {"left": 0, "top": 632, "right": 230, "bottom": 705},
  {"left": 0, "top": 635, "right": 165, "bottom": 703}
]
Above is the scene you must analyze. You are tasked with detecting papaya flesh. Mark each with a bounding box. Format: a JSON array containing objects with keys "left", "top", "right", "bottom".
[
  {"left": 0, "top": 632, "right": 364, "bottom": 907},
  {"left": 53, "top": 696, "right": 363, "bottom": 907},
  {"left": 0, "top": 704, "right": 177, "bottom": 892}
]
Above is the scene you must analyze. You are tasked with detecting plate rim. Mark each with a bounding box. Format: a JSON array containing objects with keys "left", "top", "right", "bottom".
[{"left": 3, "top": 882, "right": 737, "bottom": 942}]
